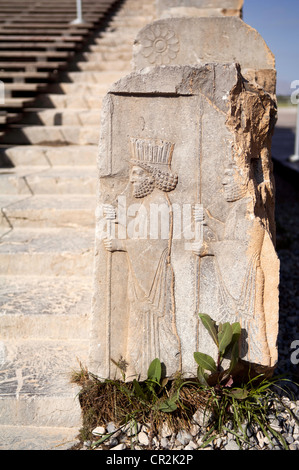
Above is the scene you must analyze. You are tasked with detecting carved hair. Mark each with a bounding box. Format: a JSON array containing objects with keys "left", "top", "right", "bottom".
[{"left": 131, "top": 160, "right": 178, "bottom": 193}]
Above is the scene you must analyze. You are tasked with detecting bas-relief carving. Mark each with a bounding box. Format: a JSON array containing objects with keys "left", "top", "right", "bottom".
[
  {"left": 134, "top": 17, "right": 275, "bottom": 94},
  {"left": 140, "top": 24, "right": 180, "bottom": 65},
  {"left": 92, "top": 63, "right": 278, "bottom": 380},
  {"left": 194, "top": 162, "right": 273, "bottom": 367},
  {"left": 103, "top": 138, "right": 181, "bottom": 379}
]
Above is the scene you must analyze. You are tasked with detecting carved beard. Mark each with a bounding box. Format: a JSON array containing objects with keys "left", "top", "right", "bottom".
[
  {"left": 224, "top": 182, "right": 247, "bottom": 202},
  {"left": 133, "top": 176, "right": 155, "bottom": 198}
]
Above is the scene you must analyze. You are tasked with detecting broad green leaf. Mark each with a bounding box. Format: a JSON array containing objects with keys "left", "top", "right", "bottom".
[
  {"left": 226, "top": 388, "right": 248, "bottom": 400},
  {"left": 197, "top": 365, "right": 209, "bottom": 386},
  {"left": 218, "top": 322, "right": 233, "bottom": 356},
  {"left": 194, "top": 352, "right": 217, "bottom": 373},
  {"left": 199, "top": 314, "right": 218, "bottom": 347},
  {"left": 231, "top": 322, "right": 241, "bottom": 343},
  {"left": 147, "top": 358, "right": 161, "bottom": 384},
  {"left": 157, "top": 398, "right": 178, "bottom": 413},
  {"left": 229, "top": 340, "right": 239, "bottom": 371}
]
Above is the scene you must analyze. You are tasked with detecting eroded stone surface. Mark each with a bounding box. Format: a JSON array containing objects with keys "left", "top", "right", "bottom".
[
  {"left": 133, "top": 17, "right": 275, "bottom": 94},
  {"left": 90, "top": 62, "right": 279, "bottom": 381},
  {"left": 157, "top": 0, "right": 244, "bottom": 18}
]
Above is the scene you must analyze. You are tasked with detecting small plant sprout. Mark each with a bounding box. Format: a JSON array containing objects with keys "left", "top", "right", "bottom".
[{"left": 194, "top": 313, "right": 241, "bottom": 392}]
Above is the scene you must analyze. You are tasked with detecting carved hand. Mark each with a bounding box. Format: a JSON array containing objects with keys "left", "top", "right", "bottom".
[
  {"left": 192, "top": 241, "right": 210, "bottom": 257},
  {"left": 103, "top": 238, "right": 114, "bottom": 252},
  {"left": 103, "top": 204, "right": 117, "bottom": 221},
  {"left": 103, "top": 237, "right": 126, "bottom": 253},
  {"left": 193, "top": 205, "right": 204, "bottom": 223}
]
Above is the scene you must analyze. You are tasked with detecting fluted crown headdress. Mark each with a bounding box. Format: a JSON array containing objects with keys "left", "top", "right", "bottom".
[
  {"left": 130, "top": 137, "right": 175, "bottom": 169},
  {"left": 129, "top": 137, "right": 178, "bottom": 193}
]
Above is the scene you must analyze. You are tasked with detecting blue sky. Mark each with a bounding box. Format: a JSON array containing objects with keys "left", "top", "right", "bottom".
[{"left": 243, "top": 0, "right": 299, "bottom": 95}]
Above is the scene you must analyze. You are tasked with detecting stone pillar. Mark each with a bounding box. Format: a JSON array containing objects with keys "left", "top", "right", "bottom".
[
  {"left": 156, "top": 0, "right": 244, "bottom": 18},
  {"left": 90, "top": 16, "right": 279, "bottom": 381}
]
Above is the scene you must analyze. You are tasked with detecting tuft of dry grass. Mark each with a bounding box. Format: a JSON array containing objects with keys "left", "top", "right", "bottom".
[{"left": 70, "top": 366, "right": 212, "bottom": 443}]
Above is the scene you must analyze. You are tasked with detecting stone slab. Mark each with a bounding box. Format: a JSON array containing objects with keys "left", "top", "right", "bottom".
[
  {"left": 0, "top": 275, "right": 92, "bottom": 323},
  {"left": 0, "top": 228, "right": 94, "bottom": 275},
  {"left": 0, "top": 167, "right": 97, "bottom": 195},
  {"left": 34, "top": 93, "right": 104, "bottom": 110},
  {"left": 0, "top": 167, "right": 48, "bottom": 195},
  {"left": 0, "top": 339, "right": 88, "bottom": 402},
  {"left": 24, "top": 167, "right": 97, "bottom": 195},
  {"left": 0, "top": 145, "right": 97, "bottom": 167},
  {"left": 133, "top": 17, "right": 275, "bottom": 93},
  {"left": 0, "top": 425, "right": 79, "bottom": 450},
  {"left": 65, "top": 70, "right": 126, "bottom": 84},
  {"left": 156, "top": 0, "right": 244, "bottom": 17},
  {"left": 22, "top": 109, "right": 101, "bottom": 127},
  {"left": 1, "top": 195, "right": 96, "bottom": 228},
  {"left": 77, "top": 60, "right": 131, "bottom": 72},
  {"left": 1, "top": 125, "right": 100, "bottom": 146},
  {"left": 90, "top": 63, "right": 279, "bottom": 382}
]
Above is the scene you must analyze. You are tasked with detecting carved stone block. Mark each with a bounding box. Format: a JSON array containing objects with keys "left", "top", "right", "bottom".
[
  {"left": 133, "top": 17, "right": 276, "bottom": 94},
  {"left": 156, "top": 0, "right": 244, "bottom": 18},
  {"left": 90, "top": 61, "right": 279, "bottom": 381}
]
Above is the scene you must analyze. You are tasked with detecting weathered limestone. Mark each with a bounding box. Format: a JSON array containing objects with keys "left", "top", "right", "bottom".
[
  {"left": 156, "top": 0, "right": 243, "bottom": 18},
  {"left": 133, "top": 17, "right": 276, "bottom": 95},
  {"left": 91, "top": 15, "right": 279, "bottom": 381}
]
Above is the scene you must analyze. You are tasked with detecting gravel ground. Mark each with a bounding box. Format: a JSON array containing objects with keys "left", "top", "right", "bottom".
[{"left": 79, "top": 396, "right": 299, "bottom": 451}]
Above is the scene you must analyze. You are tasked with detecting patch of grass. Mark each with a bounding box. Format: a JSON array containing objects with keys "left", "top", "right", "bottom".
[
  {"left": 71, "top": 360, "right": 211, "bottom": 447},
  {"left": 71, "top": 315, "right": 298, "bottom": 450},
  {"left": 198, "top": 374, "right": 298, "bottom": 449},
  {"left": 71, "top": 363, "right": 298, "bottom": 450}
]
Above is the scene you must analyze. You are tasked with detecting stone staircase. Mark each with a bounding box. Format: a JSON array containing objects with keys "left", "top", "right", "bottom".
[
  {"left": 0, "top": 0, "right": 156, "bottom": 450},
  {"left": 0, "top": 0, "right": 120, "bottom": 127}
]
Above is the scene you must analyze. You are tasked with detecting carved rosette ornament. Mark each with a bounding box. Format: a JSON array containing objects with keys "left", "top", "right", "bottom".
[{"left": 140, "top": 25, "right": 180, "bottom": 65}]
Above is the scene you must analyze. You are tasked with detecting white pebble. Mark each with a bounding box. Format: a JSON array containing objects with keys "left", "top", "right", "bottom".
[
  {"left": 92, "top": 426, "right": 105, "bottom": 435},
  {"left": 138, "top": 431, "right": 149, "bottom": 446},
  {"left": 110, "top": 443, "right": 126, "bottom": 450}
]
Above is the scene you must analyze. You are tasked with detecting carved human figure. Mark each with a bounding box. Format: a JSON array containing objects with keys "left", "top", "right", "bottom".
[
  {"left": 193, "top": 164, "right": 271, "bottom": 366},
  {"left": 103, "top": 138, "right": 181, "bottom": 379}
]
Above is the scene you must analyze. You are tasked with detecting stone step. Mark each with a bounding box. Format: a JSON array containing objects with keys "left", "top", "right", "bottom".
[
  {"left": 4, "top": 83, "right": 49, "bottom": 98},
  {"left": 94, "top": 35, "right": 134, "bottom": 46},
  {"left": 0, "top": 425, "right": 80, "bottom": 450},
  {"left": 0, "top": 274, "right": 92, "bottom": 336},
  {"left": 0, "top": 71, "right": 52, "bottom": 82},
  {"left": 0, "top": 166, "right": 97, "bottom": 195},
  {"left": 0, "top": 340, "right": 87, "bottom": 425},
  {"left": 88, "top": 43, "right": 133, "bottom": 53},
  {"left": 0, "top": 112, "right": 19, "bottom": 125},
  {"left": 64, "top": 70, "right": 125, "bottom": 84},
  {"left": 0, "top": 61, "right": 65, "bottom": 72},
  {"left": 19, "top": 108, "right": 101, "bottom": 126},
  {"left": 0, "top": 145, "right": 97, "bottom": 167},
  {"left": 82, "top": 50, "right": 132, "bottom": 61},
  {"left": 33, "top": 93, "right": 103, "bottom": 109},
  {"left": 0, "top": 35, "right": 83, "bottom": 42},
  {"left": 0, "top": 50, "right": 70, "bottom": 59},
  {"left": 0, "top": 125, "right": 100, "bottom": 145},
  {"left": 0, "top": 97, "right": 35, "bottom": 110},
  {"left": 49, "top": 82, "right": 112, "bottom": 95},
  {"left": 109, "top": 14, "right": 154, "bottom": 23},
  {"left": 0, "top": 167, "right": 48, "bottom": 195},
  {"left": 0, "top": 194, "right": 96, "bottom": 228},
  {"left": 0, "top": 228, "right": 94, "bottom": 276},
  {"left": 76, "top": 60, "right": 131, "bottom": 72}
]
